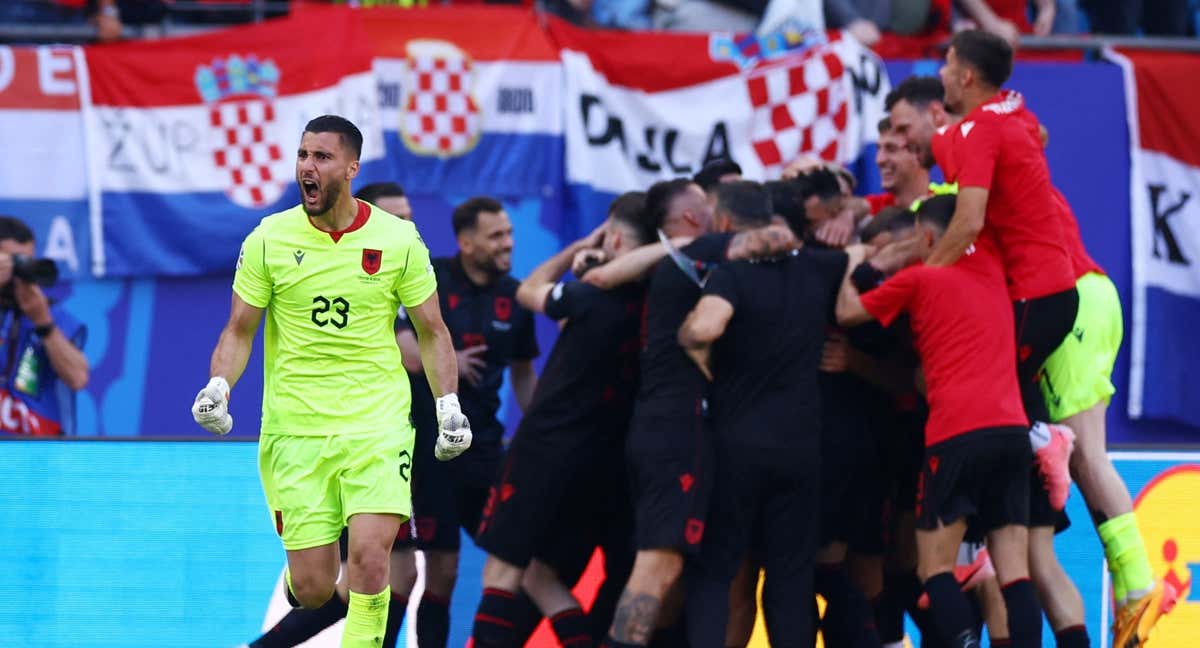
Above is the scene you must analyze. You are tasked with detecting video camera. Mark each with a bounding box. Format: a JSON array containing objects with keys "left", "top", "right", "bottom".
[{"left": 11, "top": 255, "right": 58, "bottom": 287}]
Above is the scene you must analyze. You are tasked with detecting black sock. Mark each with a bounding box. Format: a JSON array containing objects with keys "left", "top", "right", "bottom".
[
  {"left": 417, "top": 592, "right": 450, "bottom": 648},
  {"left": 815, "top": 564, "right": 879, "bottom": 648},
  {"left": 472, "top": 587, "right": 522, "bottom": 648},
  {"left": 551, "top": 607, "right": 594, "bottom": 648},
  {"left": 381, "top": 591, "right": 408, "bottom": 648},
  {"left": 1001, "top": 579, "right": 1043, "bottom": 648},
  {"left": 511, "top": 592, "right": 545, "bottom": 646},
  {"left": 250, "top": 592, "right": 348, "bottom": 648},
  {"left": 1054, "top": 625, "right": 1089, "bottom": 648},
  {"left": 924, "top": 572, "right": 979, "bottom": 648},
  {"left": 602, "top": 638, "right": 642, "bottom": 648},
  {"left": 878, "top": 571, "right": 916, "bottom": 643}
]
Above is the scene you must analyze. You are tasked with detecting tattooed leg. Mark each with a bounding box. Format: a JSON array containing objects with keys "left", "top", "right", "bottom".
[{"left": 607, "top": 549, "right": 685, "bottom": 645}]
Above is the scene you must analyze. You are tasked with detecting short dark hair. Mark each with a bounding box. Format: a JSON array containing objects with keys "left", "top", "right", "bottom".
[
  {"left": 765, "top": 180, "right": 805, "bottom": 237},
  {"left": 859, "top": 206, "right": 916, "bottom": 244},
  {"left": 304, "top": 115, "right": 363, "bottom": 160},
  {"left": 693, "top": 158, "right": 743, "bottom": 191},
  {"left": 608, "top": 191, "right": 653, "bottom": 245},
  {"left": 0, "top": 216, "right": 34, "bottom": 244},
  {"left": 916, "top": 194, "right": 957, "bottom": 231},
  {"left": 792, "top": 167, "right": 842, "bottom": 202},
  {"left": 877, "top": 117, "right": 893, "bottom": 135},
  {"left": 949, "top": 30, "right": 1013, "bottom": 88},
  {"left": 714, "top": 181, "right": 773, "bottom": 228},
  {"left": 452, "top": 196, "right": 504, "bottom": 235},
  {"left": 885, "top": 76, "right": 945, "bottom": 112},
  {"left": 644, "top": 178, "right": 697, "bottom": 233},
  {"left": 355, "top": 182, "right": 405, "bottom": 205}
]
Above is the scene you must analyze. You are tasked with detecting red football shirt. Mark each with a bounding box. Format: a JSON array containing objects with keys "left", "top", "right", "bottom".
[
  {"left": 865, "top": 192, "right": 897, "bottom": 215},
  {"left": 1051, "top": 188, "right": 1104, "bottom": 278},
  {"left": 938, "top": 91, "right": 1076, "bottom": 301},
  {"left": 860, "top": 249, "right": 1028, "bottom": 446}
]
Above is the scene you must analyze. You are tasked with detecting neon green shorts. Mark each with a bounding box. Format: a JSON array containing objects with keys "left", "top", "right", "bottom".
[
  {"left": 258, "top": 427, "right": 414, "bottom": 551},
  {"left": 1039, "top": 272, "right": 1123, "bottom": 422}
]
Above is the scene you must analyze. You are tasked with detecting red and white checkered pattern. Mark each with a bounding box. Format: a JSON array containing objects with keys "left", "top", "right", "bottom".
[
  {"left": 402, "top": 55, "right": 481, "bottom": 156},
  {"left": 209, "top": 97, "right": 286, "bottom": 209},
  {"left": 746, "top": 48, "right": 850, "bottom": 172}
]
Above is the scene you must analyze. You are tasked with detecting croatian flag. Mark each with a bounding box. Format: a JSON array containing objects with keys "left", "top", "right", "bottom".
[
  {"left": 551, "top": 19, "right": 890, "bottom": 237},
  {"left": 1107, "top": 49, "right": 1200, "bottom": 428},
  {"left": 82, "top": 6, "right": 390, "bottom": 277},
  {"left": 0, "top": 45, "right": 92, "bottom": 280},
  {"left": 363, "top": 7, "right": 564, "bottom": 200}
]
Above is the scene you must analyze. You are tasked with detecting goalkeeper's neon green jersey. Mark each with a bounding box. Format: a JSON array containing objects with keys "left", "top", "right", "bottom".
[{"left": 233, "top": 200, "right": 437, "bottom": 436}]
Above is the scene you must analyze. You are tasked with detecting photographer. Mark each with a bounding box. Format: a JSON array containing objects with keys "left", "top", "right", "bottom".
[{"left": 0, "top": 216, "right": 88, "bottom": 436}]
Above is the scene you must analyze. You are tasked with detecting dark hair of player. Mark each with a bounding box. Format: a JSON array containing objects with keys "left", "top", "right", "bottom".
[
  {"left": 714, "top": 180, "right": 773, "bottom": 228},
  {"left": 915, "top": 194, "right": 957, "bottom": 231},
  {"left": 765, "top": 179, "right": 805, "bottom": 237},
  {"left": 885, "top": 76, "right": 945, "bottom": 112},
  {"left": 354, "top": 182, "right": 406, "bottom": 205},
  {"left": 607, "top": 190, "right": 653, "bottom": 245},
  {"left": 0, "top": 216, "right": 34, "bottom": 244},
  {"left": 877, "top": 116, "right": 893, "bottom": 134},
  {"left": 949, "top": 30, "right": 1014, "bottom": 89},
  {"left": 644, "top": 178, "right": 697, "bottom": 233},
  {"left": 792, "top": 167, "right": 842, "bottom": 203},
  {"left": 303, "top": 115, "right": 363, "bottom": 160},
  {"left": 452, "top": 196, "right": 504, "bottom": 236},
  {"left": 693, "top": 158, "right": 743, "bottom": 191},
  {"left": 860, "top": 206, "right": 916, "bottom": 244}
]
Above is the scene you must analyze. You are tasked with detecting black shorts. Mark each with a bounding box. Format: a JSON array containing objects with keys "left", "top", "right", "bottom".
[
  {"left": 879, "top": 395, "right": 927, "bottom": 515},
  {"left": 396, "top": 429, "right": 501, "bottom": 552},
  {"left": 916, "top": 427, "right": 1030, "bottom": 535},
  {"left": 820, "top": 378, "right": 887, "bottom": 554},
  {"left": 699, "top": 441, "right": 820, "bottom": 582},
  {"left": 532, "top": 440, "right": 635, "bottom": 581},
  {"left": 627, "top": 403, "right": 713, "bottom": 554},
  {"left": 474, "top": 424, "right": 619, "bottom": 568},
  {"left": 1028, "top": 466, "right": 1072, "bottom": 533},
  {"left": 1013, "top": 287, "right": 1079, "bottom": 424}
]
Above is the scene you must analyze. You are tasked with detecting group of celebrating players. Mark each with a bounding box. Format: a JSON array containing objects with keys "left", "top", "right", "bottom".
[{"left": 191, "top": 27, "right": 1177, "bottom": 648}]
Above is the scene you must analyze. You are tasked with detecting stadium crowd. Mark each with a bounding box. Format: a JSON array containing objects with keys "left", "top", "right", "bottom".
[
  {"left": 1, "top": 0, "right": 1195, "bottom": 44},
  {"left": 193, "top": 28, "right": 1179, "bottom": 648}
]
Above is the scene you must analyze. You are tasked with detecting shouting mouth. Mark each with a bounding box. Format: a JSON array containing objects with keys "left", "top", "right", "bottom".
[{"left": 301, "top": 179, "right": 320, "bottom": 204}]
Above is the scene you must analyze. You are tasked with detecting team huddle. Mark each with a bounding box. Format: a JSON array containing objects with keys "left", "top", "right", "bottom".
[{"left": 192, "top": 29, "right": 1175, "bottom": 648}]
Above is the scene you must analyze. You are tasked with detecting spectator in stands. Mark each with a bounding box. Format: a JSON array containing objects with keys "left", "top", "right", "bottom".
[
  {"left": 956, "top": 0, "right": 1058, "bottom": 43},
  {"left": 823, "top": 0, "right": 887, "bottom": 45},
  {"left": 1080, "top": 0, "right": 1193, "bottom": 36},
  {"left": 0, "top": 0, "right": 168, "bottom": 42},
  {"left": 0, "top": 216, "right": 88, "bottom": 436}
]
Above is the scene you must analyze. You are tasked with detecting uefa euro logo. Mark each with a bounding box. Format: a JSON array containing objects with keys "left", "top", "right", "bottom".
[{"left": 195, "top": 55, "right": 289, "bottom": 209}]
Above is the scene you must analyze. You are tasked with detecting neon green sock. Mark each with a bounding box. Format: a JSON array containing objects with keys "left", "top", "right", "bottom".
[
  {"left": 343, "top": 587, "right": 389, "bottom": 648},
  {"left": 1099, "top": 512, "right": 1154, "bottom": 602}
]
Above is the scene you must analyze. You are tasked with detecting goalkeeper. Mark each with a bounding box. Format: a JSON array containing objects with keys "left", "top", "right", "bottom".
[{"left": 191, "top": 115, "right": 470, "bottom": 648}]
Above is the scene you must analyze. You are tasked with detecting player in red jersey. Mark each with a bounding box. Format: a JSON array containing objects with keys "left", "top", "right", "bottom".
[
  {"left": 837, "top": 194, "right": 1042, "bottom": 648},
  {"left": 930, "top": 32, "right": 1080, "bottom": 514}
]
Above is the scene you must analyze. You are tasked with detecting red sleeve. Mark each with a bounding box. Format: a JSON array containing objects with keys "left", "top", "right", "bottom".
[
  {"left": 865, "top": 193, "right": 896, "bottom": 215},
  {"left": 955, "top": 118, "right": 1001, "bottom": 190},
  {"left": 860, "top": 266, "right": 920, "bottom": 326}
]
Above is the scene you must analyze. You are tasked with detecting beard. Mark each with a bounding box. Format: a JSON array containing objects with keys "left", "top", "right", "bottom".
[
  {"left": 476, "top": 252, "right": 511, "bottom": 278},
  {"left": 301, "top": 181, "right": 341, "bottom": 216}
]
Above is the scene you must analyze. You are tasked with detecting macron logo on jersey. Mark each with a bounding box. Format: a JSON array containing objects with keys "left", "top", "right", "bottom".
[
  {"left": 293, "top": 250, "right": 305, "bottom": 266},
  {"left": 960, "top": 121, "right": 976, "bottom": 138}
]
